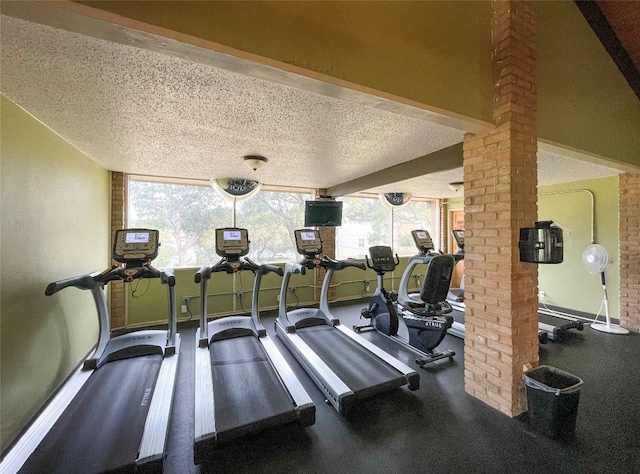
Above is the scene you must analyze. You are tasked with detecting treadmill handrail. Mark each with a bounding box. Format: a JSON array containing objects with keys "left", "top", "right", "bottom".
[
  {"left": 194, "top": 264, "right": 211, "bottom": 284},
  {"left": 320, "top": 256, "right": 366, "bottom": 271},
  {"left": 45, "top": 263, "right": 177, "bottom": 360},
  {"left": 278, "top": 263, "right": 306, "bottom": 327},
  {"left": 45, "top": 272, "right": 100, "bottom": 295},
  {"left": 161, "top": 267, "right": 176, "bottom": 286},
  {"left": 196, "top": 257, "right": 282, "bottom": 343},
  {"left": 251, "top": 263, "right": 283, "bottom": 335},
  {"left": 161, "top": 268, "right": 178, "bottom": 349},
  {"left": 318, "top": 265, "right": 365, "bottom": 318}
]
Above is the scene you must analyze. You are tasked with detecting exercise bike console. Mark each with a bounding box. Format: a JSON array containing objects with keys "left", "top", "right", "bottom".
[{"left": 367, "top": 246, "right": 400, "bottom": 273}]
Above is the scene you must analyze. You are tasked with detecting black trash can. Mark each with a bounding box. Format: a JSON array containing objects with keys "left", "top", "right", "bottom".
[{"left": 524, "top": 365, "right": 583, "bottom": 439}]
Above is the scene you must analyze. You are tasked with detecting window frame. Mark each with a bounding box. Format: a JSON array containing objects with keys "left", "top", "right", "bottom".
[{"left": 126, "top": 174, "right": 315, "bottom": 267}]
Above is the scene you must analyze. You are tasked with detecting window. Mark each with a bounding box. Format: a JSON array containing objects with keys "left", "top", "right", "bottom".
[
  {"left": 128, "top": 178, "right": 231, "bottom": 268},
  {"left": 391, "top": 199, "right": 437, "bottom": 255},
  {"left": 336, "top": 195, "right": 438, "bottom": 258},
  {"left": 236, "top": 189, "right": 310, "bottom": 262},
  {"left": 336, "top": 196, "right": 388, "bottom": 259},
  {"left": 128, "top": 176, "right": 312, "bottom": 267}
]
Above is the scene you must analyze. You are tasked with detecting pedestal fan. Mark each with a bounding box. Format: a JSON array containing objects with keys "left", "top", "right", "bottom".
[{"left": 582, "top": 244, "right": 629, "bottom": 334}]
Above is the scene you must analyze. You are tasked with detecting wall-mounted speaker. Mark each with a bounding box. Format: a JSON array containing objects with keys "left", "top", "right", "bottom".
[{"left": 519, "top": 221, "right": 563, "bottom": 264}]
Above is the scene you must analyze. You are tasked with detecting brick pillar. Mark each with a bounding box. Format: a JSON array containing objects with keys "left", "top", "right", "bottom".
[
  {"left": 110, "top": 172, "right": 126, "bottom": 328},
  {"left": 619, "top": 172, "right": 640, "bottom": 332},
  {"left": 462, "top": 0, "right": 538, "bottom": 417}
]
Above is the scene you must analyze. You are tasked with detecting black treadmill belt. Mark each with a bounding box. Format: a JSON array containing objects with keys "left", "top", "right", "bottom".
[
  {"left": 20, "top": 355, "right": 163, "bottom": 474},
  {"left": 450, "top": 308, "right": 465, "bottom": 325},
  {"left": 449, "top": 308, "right": 579, "bottom": 335},
  {"left": 297, "top": 325, "right": 405, "bottom": 393},
  {"left": 210, "top": 336, "right": 297, "bottom": 439}
]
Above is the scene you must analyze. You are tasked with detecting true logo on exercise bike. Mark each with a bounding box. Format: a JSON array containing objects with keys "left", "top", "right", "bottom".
[{"left": 423, "top": 320, "right": 445, "bottom": 329}]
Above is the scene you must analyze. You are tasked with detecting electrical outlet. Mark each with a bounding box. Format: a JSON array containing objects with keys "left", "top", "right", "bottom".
[
  {"left": 288, "top": 287, "right": 296, "bottom": 294},
  {"left": 236, "top": 291, "right": 243, "bottom": 299},
  {"left": 365, "top": 280, "right": 370, "bottom": 292},
  {"left": 182, "top": 296, "right": 189, "bottom": 305}
]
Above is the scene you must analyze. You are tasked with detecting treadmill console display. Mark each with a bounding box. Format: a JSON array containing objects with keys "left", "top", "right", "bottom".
[
  {"left": 411, "top": 230, "right": 435, "bottom": 253},
  {"left": 215, "top": 228, "right": 249, "bottom": 257},
  {"left": 113, "top": 229, "right": 160, "bottom": 263},
  {"left": 295, "top": 229, "right": 322, "bottom": 256},
  {"left": 452, "top": 229, "right": 464, "bottom": 251}
]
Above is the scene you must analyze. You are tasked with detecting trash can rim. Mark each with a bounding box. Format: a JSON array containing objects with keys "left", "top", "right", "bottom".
[{"left": 524, "top": 365, "right": 583, "bottom": 395}]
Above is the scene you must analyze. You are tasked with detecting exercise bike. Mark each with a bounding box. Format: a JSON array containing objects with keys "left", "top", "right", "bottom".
[{"left": 354, "top": 245, "right": 456, "bottom": 367}]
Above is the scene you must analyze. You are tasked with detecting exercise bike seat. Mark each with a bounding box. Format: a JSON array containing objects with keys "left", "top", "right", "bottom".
[{"left": 418, "top": 254, "right": 456, "bottom": 305}]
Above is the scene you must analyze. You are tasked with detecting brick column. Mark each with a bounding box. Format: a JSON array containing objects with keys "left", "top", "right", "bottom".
[
  {"left": 619, "top": 172, "right": 640, "bottom": 332},
  {"left": 110, "top": 172, "right": 127, "bottom": 328},
  {"left": 463, "top": 0, "right": 538, "bottom": 417}
]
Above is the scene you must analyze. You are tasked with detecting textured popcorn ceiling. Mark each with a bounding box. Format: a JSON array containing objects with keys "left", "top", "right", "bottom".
[{"left": 0, "top": 13, "right": 621, "bottom": 198}]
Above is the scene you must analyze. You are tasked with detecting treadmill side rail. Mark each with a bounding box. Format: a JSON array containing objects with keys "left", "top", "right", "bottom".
[
  {"left": 0, "top": 368, "right": 93, "bottom": 474},
  {"left": 260, "top": 335, "right": 315, "bottom": 425},
  {"left": 447, "top": 321, "right": 466, "bottom": 339},
  {"left": 136, "top": 334, "right": 181, "bottom": 467},
  {"left": 194, "top": 330, "right": 216, "bottom": 446},
  {"left": 275, "top": 320, "right": 355, "bottom": 414}
]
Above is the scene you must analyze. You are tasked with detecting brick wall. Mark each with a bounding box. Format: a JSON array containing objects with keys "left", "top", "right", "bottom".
[
  {"left": 110, "top": 172, "right": 126, "bottom": 328},
  {"left": 462, "top": 0, "right": 539, "bottom": 417},
  {"left": 619, "top": 172, "right": 640, "bottom": 332}
]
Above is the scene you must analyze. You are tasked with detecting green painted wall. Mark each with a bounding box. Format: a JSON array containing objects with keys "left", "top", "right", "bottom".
[
  {"left": 127, "top": 257, "right": 424, "bottom": 325},
  {"left": 0, "top": 96, "right": 110, "bottom": 451},
  {"left": 79, "top": 0, "right": 493, "bottom": 123},
  {"left": 127, "top": 265, "right": 316, "bottom": 326},
  {"left": 538, "top": 176, "right": 619, "bottom": 319},
  {"left": 537, "top": 1, "right": 640, "bottom": 170}
]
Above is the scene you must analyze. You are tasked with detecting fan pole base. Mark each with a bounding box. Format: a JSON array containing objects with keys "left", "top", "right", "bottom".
[{"left": 591, "top": 323, "right": 630, "bottom": 335}]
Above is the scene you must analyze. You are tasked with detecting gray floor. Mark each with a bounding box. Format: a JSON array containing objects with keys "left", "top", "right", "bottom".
[{"left": 165, "top": 303, "right": 640, "bottom": 473}]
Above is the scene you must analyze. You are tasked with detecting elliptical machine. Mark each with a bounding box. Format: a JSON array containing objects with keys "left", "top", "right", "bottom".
[{"left": 354, "top": 245, "right": 456, "bottom": 367}]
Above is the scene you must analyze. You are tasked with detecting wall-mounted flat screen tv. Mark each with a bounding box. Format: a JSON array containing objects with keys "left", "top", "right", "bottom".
[{"left": 304, "top": 200, "right": 343, "bottom": 227}]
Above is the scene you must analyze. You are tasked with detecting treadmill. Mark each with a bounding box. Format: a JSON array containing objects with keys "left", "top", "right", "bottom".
[
  {"left": 2, "top": 228, "right": 180, "bottom": 474},
  {"left": 275, "top": 229, "right": 419, "bottom": 416},
  {"left": 193, "top": 228, "right": 315, "bottom": 464},
  {"left": 399, "top": 229, "right": 583, "bottom": 342}
]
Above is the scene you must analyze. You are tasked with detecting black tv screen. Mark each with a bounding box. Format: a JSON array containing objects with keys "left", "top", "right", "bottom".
[{"left": 304, "top": 200, "right": 343, "bottom": 227}]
